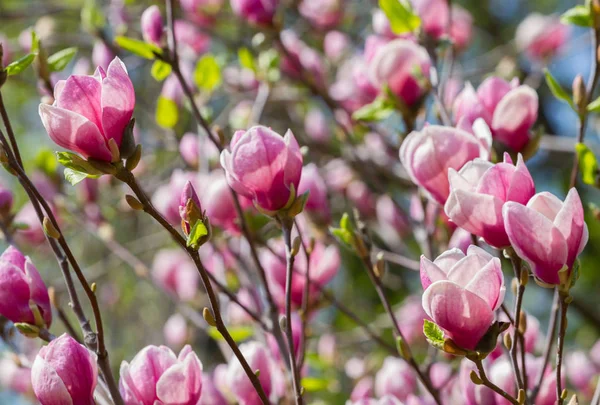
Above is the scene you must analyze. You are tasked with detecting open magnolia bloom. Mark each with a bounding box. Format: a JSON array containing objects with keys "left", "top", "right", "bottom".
[
  {"left": 38, "top": 57, "right": 135, "bottom": 162},
  {"left": 503, "top": 188, "right": 588, "bottom": 286},
  {"left": 420, "top": 245, "right": 505, "bottom": 350}
]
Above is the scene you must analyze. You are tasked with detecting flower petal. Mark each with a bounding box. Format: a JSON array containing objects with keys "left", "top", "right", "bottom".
[
  {"left": 55, "top": 74, "right": 103, "bottom": 129},
  {"left": 464, "top": 257, "right": 504, "bottom": 310},
  {"left": 491, "top": 86, "right": 538, "bottom": 151},
  {"left": 553, "top": 188, "right": 586, "bottom": 267},
  {"left": 420, "top": 255, "right": 448, "bottom": 290},
  {"left": 31, "top": 356, "right": 74, "bottom": 405},
  {"left": 100, "top": 57, "right": 135, "bottom": 146}
]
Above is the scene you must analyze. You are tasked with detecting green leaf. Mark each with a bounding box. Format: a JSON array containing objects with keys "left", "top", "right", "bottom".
[
  {"left": 5, "top": 54, "right": 35, "bottom": 76},
  {"left": 30, "top": 31, "right": 39, "bottom": 55},
  {"left": 47, "top": 47, "right": 78, "bottom": 72},
  {"left": 330, "top": 213, "right": 355, "bottom": 249},
  {"left": 193, "top": 54, "right": 221, "bottom": 92},
  {"left": 561, "top": 5, "right": 593, "bottom": 27},
  {"left": 81, "top": 0, "right": 106, "bottom": 31},
  {"left": 156, "top": 96, "right": 179, "bottom": 128},
  {"left": 423, "top": 319, "right": 445, "bottom": 349},
  {"left": 115, "top": 36, "right": 161, "bottom": 60},
  {"left": 238, "top": 47, "right": 256, "bottom": 72},
  {"left": 301, "top": 377, "right": 330, "bottom": 392},
  {"left": 186, "top": 220, "right": 209, "bottom": 249},
  {"left": 575, "top": 142, "right": 599, "bottom": 185},
  {"left": 207, "top": 326, "right": 253, "bottom": 342},
  {"left": 56, "top": 151, "right": 103, "bottom": 176},
  {"left": 587, "top": 96, "right": 600, "bottom": 112},
  {"left": 379, "top": 0, "right": 421, "bottom": 34},
  {"left": 544, "top": 69, "right": 575, "bottom": 109},
  {"left": 352, "top": 97, "right": 395, "bottom": 122},
  {"left": 64, "top": 168, "right": 90, "bottom": 186},
  {"left": 151, "top": 60, "right": 172, "bottom": 81}
]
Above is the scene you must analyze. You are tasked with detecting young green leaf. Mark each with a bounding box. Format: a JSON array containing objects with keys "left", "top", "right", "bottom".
[
  {"left": 575, "top": 142, "right": 599, "bottom": 185},
  {"left": 423, "top": 319, "right": 445, "bottom": 350},
  {"left": 193, "top": 54, "right": 221, "bottom": 92},
  {"left": 207, "top": 326, "right": 253, "bottom": 342},
  {"left": 115, "top": 36, "right": 161, "bottom": 59},
  {"left": 352, "top": 97, "right": 395, "bottom": 122},
  {"left": 47, "top": 47, "right": 78, "bottom": 72},
  {"left": 156, "top": 96, "right": 179, "bottom": 128},
  {"left": 56, "top": 151, "right": 104, "bottom": 176},
  {"left": 587, "top": 96, "right": 600, "bottom": 112},
  {"left": 560, "top": 5, "right": 593, "bottom": 27},
  {"left": 543, "top": 69, "right": 575, "bottom": 109},
  {"left": 151, "top": 60, "right": 172, "bottom": 81},
  {"left": 5, "top": 54, "right": 35, "bottom": 76},
  {"left": 186, "top": 220, "right": 209, "bottom": 249},
  {"left": 379, "top": 0, "right": 421, "bottom": 34},
  {"left": 301, "top": 377, "right": 330, "bottom": 392},
  {"left": 63, "top": 168, "right": 90, "bottom": 186},
  {"left": 238, "top": 47, "right": 256, "bottom": 72}
]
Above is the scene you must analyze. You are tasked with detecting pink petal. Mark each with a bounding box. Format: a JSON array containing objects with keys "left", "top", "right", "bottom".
[
  {"left": 491, "top": 86, "right": 538, "bottom": 151},
  {"left": 282, "top": 129, "right": 303, "bottom": 192},
  {"left": 55, "top": 74, "right": 103, "bottom": 129},
  {"left": 101, "top": 57, "right": 135, "bottom": 146},
  {"left": 420, "top": 256, "right": 448, "bottom": 290},
  {"left": 553, "top": 188, "right": 586, "bottom": 267},
  {"left": 503, "top": 202, "right": 567, "bottom": 285},
  {"left": 476, "top": 76, "right": 512, "bottom": 117},
  {"left": 464, "top": 257, "right": 504, "bottom": 310},
  {"left": 31, "top": 357, "right": 74, "bottom": 405},
  {"left": 432, "top": 248, "right": 466, "bottom": 272},
  {"left": 39, "top": 104, "right": 112, "bottom": 161},
  {"left": 506, "top": 154, "right": 536, "bottom": 204},
  {"left": 449, "top": 159, "right": 493, "bottom": 192},
  {"left": 446, "top": 252, "right": 494, "bottom": 287},
  {"left": 422, "top": 281, "right": 495, "bottom": 350},
  {"left": 24, "top": 259, "right": 52, "bottom": 326}
]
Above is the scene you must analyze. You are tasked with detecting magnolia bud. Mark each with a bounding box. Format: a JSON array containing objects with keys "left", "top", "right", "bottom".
[
  {"left": 503, "top": 333, "right": 512, "bottom": 350},
  {"left": 572, "top": 75, "right": 587, "bottom": 112},
  {"left": 203, "top": 307, "right": 217, "bottom": 327},
  {"left": 126, "top": 195, "right": 144, "bottom": 211},
  {"left": 469, "top": 370, "right": 483, "bottom": 385}
]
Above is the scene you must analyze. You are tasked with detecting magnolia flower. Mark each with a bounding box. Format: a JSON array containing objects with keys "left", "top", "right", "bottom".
[
  {"left": 421, "top": 245, "right": 505, "bottom": 350},
  {"left": 39, "top": 57, "right": 135, "bottom": 161},
  {"left": 516, "top": 13, "right": 568, "bottom": 61}
]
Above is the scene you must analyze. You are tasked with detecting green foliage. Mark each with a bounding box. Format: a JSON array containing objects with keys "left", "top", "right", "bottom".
[
  {"left": 238, "top": 47, "right": 256, "bottom": 72},
  {"left": 156, "top": 96, "right": 179, "bottom": 128},
  {"left": 301, "top": 377, "right": 330, "bottom": 392},
  {"left": 56, "top": 151, "right": 103, "bottom": 185},
  {"left": 330, "top": 213, "right": 355, "bottom": 249},
  {"left": 352, "top": 97, "right": 395, "bottom": 122},
  {"left": 115, "top": 36, "right": 161, "bottom": 60},
  {"left": 64, "top": 168, "right": 90, "bottom": 186},
  {"left": 47, "top": 47, "right": 78, "bottom": 72},
  {"left": 561, "top": 2, "right": 593, "bottom": 27},
  {"left": 379, "top": 0, "right": 421, "bottom": 34},
  {"left": 186, "top": 220, "right": 209, "bottom": 249},
  {"left": 423, "top": 319, "right": 445, "bottom": 349},
  {"left": 587, "top": 96, "right": 600, "bottom": 112},
  {"left": 151, "top": 60, "right": 172, "bottom": 81},
  {"left": 575, "top": 143, "right": 599, "bottom": 186},
  {"left": 193, "top": 54, "right": 222, "bottom": 92},
  {"left": 543, "top": 69, "right": 575, "bottom": 110},
  {"left": 5, "top": 54, "right": 35, "bottom": 76},
  {"left": 207, "top": 326, "right": 254, "bottom": 342}
]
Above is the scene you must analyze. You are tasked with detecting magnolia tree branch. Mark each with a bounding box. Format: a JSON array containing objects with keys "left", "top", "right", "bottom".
[
  {"left": 555, "top": 292, "right": 571, "bottom": 405},
  {"left": 279, "top": 218, "right": 304, "bottom": 405},
  {"left": 507, "top": 253, "right": 526, "bottom": 393},
  {"left": 294, "top": 219, "right": 312, "bottom": 369},
  {"left": 116, "top": 167, "right": 270, "bottom": 405},
  {"left": 473, "top": 357, "right": 520, "bottom": 405},
  {"left": 0, "top": 119, "right": 123, "bottom": 405}
]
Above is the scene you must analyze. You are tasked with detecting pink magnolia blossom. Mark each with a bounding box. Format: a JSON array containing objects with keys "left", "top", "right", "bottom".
[
  {"left": 453, "top": 359, "right": 496, "bottom": 405},
  {"left": 174, "top": 20, "right": 211, "bottom": 58},
  {"left": 450, "top": 6, "right": 473, "bottom": 50},
  {"left": 324, "top": 31, "right": 350, "bottom": 63},
  {"left": 91, "top": 41, "right": 115, "bottom": 72},
  {"left": 152, "top": 170, "right": 204, "bottom": 225},
  {"left": 395, "top": 295, "right": 430, "bottom": 344},
  {"left": 179, "top": 132, "right": 201, "bottom": 168},
  {"left": 152, "top": 248, "right": 199, "bottom": 301},
  {"left": 444, "top": 153, "right": 535, "bottom": 248},
  {"left": 421, "top": 245, "right": 506, "bottom": 350},
  {"left": 164, "top": 314, "right": 189, "bottom": 349},
  {"left": 0, "top": 357, "right": 32, "bottom": 395},
  {"left": 32, "top": 334, "right": 98, "bottom": 405},
  {"left": 14, "top": 202, "right": 56, "bottom": 245},
  {"left": 179, "top": 180, "right": 202, "bottom": 234},
  {"left": 411, "top": 0, "right": 449, "bottom": 39},
  {"left": 350, "top": 377, "right": 374, "bottom": 401},
  {"left": 220, "top": 126, "right": 303, "bottom": 213},
  {"left": 503, "top": 188, "right": 588, "bottom": 286},
  {"left": 141, "top": 5, "right": 164, "bottom": 46},
  {"left": 261, "top": 239, "right": 340, "bottom": 309},
  {"left": 347, "top": 180, "right": 376, "bottom": 217},
  {"left": 376, "top": 195, "right": 410, "bottom": 238},
  {"left": 198, "top": 371, "right": 229, "bottom": 405},
  {"left": 280, "top": 30, "right": 326, "bottom": 88},
  {"left": 180, "top": 0, "right": 224, "bottom": 24},
  {"left": 447, "top": 227, "right": 472, "bottom": 254},
  {"left": 119, "top": 345, "right": 203, "bottom": 405},
  {"left": 304, "top": 107, "right": 331, "bottom": 143},
  {"left": 0, "top": 246, "right": 52, "bottom": 328},
  {"left": 227, "top": 342, "right": 276, "bottom": 405},
  {"left": 374, "top": 357, "right": 417, "bottom": 401},
  {"left": 230, "top": 0, "right": 278, "bottom": 26},
  {"left": 368, "top": 39, "right": 431, "bottom": 106},
  {"left": 516, "top": 13, "right": 568, "bottom": 61},
  {"left": 299, "top": 0, "right": 343, "bottom": 29},
  {"left": 330, "top": 55, "right": 378, "bottom": 113},
  {"left": 298, "top": 163, "right": 331, "bottom": 224},
  {"left": 453, "top": 77, "right": 538, "bottom": 151},
  {"left": 400, "top": 125, "right": 487, "bottom": 205},
  {"left": 201, "top": 171, "right": 241, "bottom": 234},
  {"left": 39, "top": 57, "right": 135, "bottom": 162}
]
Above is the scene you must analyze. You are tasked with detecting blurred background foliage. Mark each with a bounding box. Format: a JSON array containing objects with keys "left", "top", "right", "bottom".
[{"left": 1, "top": 0, "right": 600, "bottom": 403}]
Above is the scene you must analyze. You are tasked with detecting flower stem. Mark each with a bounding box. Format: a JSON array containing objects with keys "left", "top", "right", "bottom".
[
  {"left": 556, "top": 291, "right": 570, "bottom": 405},
  {"left": 473, "top": 357, "right": 520, "bottom": 405}
]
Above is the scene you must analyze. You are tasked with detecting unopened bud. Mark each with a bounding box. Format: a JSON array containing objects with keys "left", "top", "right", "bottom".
[
  {"left": 254, "top": 369, "right": 261, "bottom": 377},
  {"left": 396, "top": 336, "right": 412, "bottom": 360},
  {"left": 43, "top": 217, "right": 61, "bottom": 239},
  {"left": 469, "top": 370, "right": 483, "bottom": 385},
  {"left": 291, "top": 236, "right": 301, "bottom": 257},
  {"left": 572, "top": 75, "right": 587, "bottom": 112},
  {"left": 202, "top": 307, "right": 217, "bottom": 327},
  {"left": 511, "top": 278, "right": 518, "bottom": 295},
  {"left": 518, "top": 313, "right": 527, "bottom": 335},
  {"left": 108, "top": 138, "right": 121, "bottom": 163},
  {"left": 503, "top": 333, "right": 512, "bottom": 350},
  {"left": 307, "top": 237, "right": 315, "bottom": 254},
  {"left": 517, "top": 389, "right": 526, "bottom": 404},
  {"left": 48, "top": 287, "right": 58, "bottom": 308},
  {"left": 279, "top": 315, "right": 288, "bottom": 331},
  {"left": 14, "top": 323, "right": 40, "bottom": 338},
  {"left": 90, "top": 283, "right": 97, "bottom": 293},
  {"left": 373, "top": 256, "right": 385, "bottom": 279},
  {"left": 125, "top": 194, "right": 144, "bottom": 211},
  {"left": 561, "top": 389, "right": 569, "bottom": 400},
  {"left": 519, "top": 269, "right": 529, "bottom": 286},
  {"left": 126, "top": 144, "right": 142, "bottom": 171}
]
